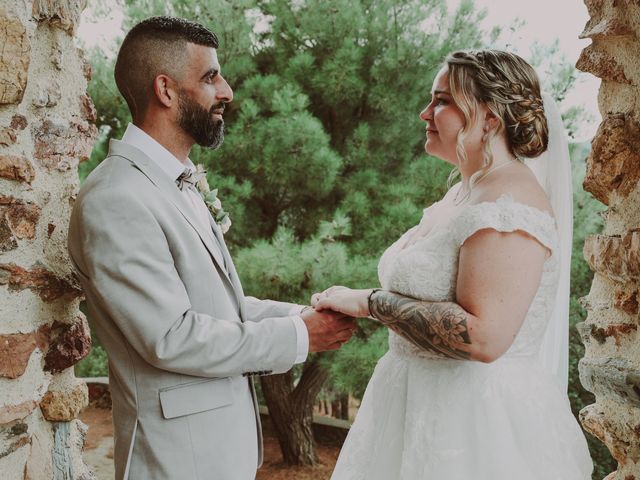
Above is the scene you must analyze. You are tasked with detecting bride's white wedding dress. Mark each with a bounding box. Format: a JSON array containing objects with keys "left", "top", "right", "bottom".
[{"left": 331, "top": 194, "right": 593, "bottom": 480}]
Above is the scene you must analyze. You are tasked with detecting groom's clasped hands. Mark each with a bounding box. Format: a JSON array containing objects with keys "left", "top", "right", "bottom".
[
  {"left": 300, "top": 303, "right": 358, "bottom": 352},
  {"left": 300, "top": 285, "right": 373, "bottom": 353}
]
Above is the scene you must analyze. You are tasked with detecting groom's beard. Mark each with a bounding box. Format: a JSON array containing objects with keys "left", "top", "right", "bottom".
[{"left": 177, "top": 93, "right": 225, "bottom": 149}]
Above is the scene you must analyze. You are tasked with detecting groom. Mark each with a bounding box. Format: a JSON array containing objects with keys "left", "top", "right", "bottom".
[{"left": 68, "top": 16, "right": 356, "bottom": 480}]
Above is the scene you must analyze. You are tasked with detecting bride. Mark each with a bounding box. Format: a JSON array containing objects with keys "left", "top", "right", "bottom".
[{"left": 313, "top": 49, "right": 593, "bottom": 479}]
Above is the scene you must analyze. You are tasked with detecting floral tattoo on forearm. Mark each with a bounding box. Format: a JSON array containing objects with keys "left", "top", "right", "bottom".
[{"left": 369, "top": 291, "right": 472, "bottom": 360}]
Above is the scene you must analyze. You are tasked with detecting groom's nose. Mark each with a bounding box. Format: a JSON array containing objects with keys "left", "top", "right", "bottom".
[{"left": 215, "top": 74, "right": 233, "bottom": 104}]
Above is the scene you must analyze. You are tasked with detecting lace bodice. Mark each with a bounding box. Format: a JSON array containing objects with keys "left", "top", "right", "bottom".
[{"left": 378, "top": 193, "right": 560, "bottom": 360}]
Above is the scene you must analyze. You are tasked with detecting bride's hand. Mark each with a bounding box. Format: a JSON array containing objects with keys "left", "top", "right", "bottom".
[
  {"left": 310, "top": 285, "right": 351, "bottom": 307},
  {"left": 313, "top": 287, "right": 374, "bottom": 318}
]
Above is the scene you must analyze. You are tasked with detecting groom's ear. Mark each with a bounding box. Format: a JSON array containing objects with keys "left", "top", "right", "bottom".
[{"left": 153, "top": 74, "right": 176, "bottom": 109}]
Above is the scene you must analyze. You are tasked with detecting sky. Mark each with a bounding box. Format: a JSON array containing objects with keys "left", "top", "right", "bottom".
[{"left": 76, "top": 0, "right": 600, "bottom": 141}]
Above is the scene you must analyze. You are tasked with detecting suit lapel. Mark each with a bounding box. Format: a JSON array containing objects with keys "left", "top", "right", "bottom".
[
  {"left": 209, "top": 216, "right": 247, "bottom": 321},
  {"left": 107, "top": 140, "right": 230, "bottom": 283}
]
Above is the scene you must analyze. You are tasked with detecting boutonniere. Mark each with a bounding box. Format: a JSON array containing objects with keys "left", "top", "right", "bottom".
[{"left": 194, "top": 164, "right": 232, "bottom": 234}]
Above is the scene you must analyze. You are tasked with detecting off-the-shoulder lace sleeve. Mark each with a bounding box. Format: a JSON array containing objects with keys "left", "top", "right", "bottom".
[{"left": 453, "top": 194, "right": 559, "bottom": 254}]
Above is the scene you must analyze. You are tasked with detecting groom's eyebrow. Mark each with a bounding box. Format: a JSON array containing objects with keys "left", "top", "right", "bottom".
[{"left": 200, "top": 68, "right": 219, "bottom": 80}]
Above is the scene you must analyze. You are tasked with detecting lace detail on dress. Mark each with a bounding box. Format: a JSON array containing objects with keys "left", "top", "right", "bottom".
[
  {"left": 379, "top": 193, "right": 560, "bottom": 360},
  {"left": 454, "top": 193, "right": 558, "bottom": 251}
]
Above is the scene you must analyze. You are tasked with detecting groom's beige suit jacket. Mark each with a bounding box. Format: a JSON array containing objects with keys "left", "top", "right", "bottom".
[{"left": 68, "top": 139, "right": 301, "bottom": 479}]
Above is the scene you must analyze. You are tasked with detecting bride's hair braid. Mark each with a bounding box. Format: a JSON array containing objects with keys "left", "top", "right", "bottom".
[{"left": 443, "top": 50, "right": 549, "bottom": 189}]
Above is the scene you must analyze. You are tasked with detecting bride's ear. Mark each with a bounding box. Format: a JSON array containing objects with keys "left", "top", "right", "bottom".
[{"left": 483, "top": 110, "right": 500, "bottom": 132}]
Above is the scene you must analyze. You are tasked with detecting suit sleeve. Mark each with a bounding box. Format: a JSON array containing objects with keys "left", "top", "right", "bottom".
[
  {"left": 68, "top": 187, "right": 298, "bottom": 378},
  {"left": 243, "top": 296, "right": 305, "bottom": 323}
]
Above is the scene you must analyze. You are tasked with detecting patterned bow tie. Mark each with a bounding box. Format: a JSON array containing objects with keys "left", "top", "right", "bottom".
[{"left": 175, "top": 167, "right": 205, "bottom": 191}]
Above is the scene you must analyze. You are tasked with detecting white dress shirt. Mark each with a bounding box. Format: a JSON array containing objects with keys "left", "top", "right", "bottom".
[{"left": 121, "top": 123, "right": 309, "bottom": 363}]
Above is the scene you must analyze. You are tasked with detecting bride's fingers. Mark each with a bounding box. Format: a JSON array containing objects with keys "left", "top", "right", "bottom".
[
  {"left": 314, "top": 297, "right": 336, "bottom": 312},
  {"left": 315, "top": 298, "right": 353, "bottom": 316},
  {"left": 310, "top": 292, "right": 322, "bottom": 306}
]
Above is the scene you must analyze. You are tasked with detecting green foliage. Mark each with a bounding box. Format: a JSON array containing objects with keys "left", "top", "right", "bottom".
[
  {"left": 234, "top": 212, "right": 377, "bottom": 304},
  {"left": 75, "top": 330, "right": 109, "bottom": 378},
  {"left": 320, "top": 326, "right": 388, "bottom": 399},
  {"left": 75, "top": 343, "right": 109, "bottom": 377}
]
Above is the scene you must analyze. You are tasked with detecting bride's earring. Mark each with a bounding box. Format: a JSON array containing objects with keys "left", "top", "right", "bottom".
[{"left": 481, "top": 125, "right": 490, "bottom": 143}]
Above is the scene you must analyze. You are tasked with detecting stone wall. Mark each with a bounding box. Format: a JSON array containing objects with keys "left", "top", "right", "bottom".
[
  {"left": 0, "top": 0, "right": 96, "bottom": 478},
  {"left": 578, "top": 0, "right": 640, "bottom": 478}
]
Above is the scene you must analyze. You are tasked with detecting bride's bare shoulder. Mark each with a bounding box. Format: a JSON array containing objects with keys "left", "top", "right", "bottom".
[{"left": 472, "top": 163, "right": 554, "bottom": 218}]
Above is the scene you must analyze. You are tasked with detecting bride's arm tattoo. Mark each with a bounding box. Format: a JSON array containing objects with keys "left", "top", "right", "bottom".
[{"left": 369, "top": 290, "right": 472, "bottom": 360}]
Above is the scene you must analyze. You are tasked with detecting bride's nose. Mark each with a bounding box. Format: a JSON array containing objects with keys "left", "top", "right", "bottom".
[{"left": 419, "top": 105, "right": 432, "bottom": 122}]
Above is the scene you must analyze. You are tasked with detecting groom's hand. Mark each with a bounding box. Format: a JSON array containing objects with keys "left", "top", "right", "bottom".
[{"left": 301, "top": 309, "right": 357, "bottom": 352}]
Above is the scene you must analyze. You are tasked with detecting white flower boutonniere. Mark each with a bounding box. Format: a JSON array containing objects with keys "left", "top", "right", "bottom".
[{"left": 194, "top": 164, "right": 232, "bottom": 234}]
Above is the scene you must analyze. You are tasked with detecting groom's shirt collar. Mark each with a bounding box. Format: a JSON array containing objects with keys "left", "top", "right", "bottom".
[{"left": 121, "top": 123, "right": 196, "bottom": 181}]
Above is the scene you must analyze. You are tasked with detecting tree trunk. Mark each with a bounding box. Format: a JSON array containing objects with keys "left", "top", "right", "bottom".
[
  {"left": 331, "top": 397, "right": 341, "bottom": 419},
  {"left": 340, "top": 393, "right": 350, "bottom": 420},
  {"left": 260, "top": 358, "right": 328, "bottom": 465}
]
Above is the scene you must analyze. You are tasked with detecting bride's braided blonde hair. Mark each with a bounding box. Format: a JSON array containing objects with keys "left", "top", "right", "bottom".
[{"left": 444, "top": 50, "right": 549, "bottom": 189}]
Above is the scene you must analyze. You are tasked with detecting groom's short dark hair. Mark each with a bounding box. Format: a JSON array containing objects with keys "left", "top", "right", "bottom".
[{"left": 114, "top": 16, "right": 219, "bottom": 121}]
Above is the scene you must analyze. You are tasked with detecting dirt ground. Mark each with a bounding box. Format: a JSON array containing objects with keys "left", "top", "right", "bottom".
[{"left": 79, "top": 406, "right": 341, "bottom": 480}]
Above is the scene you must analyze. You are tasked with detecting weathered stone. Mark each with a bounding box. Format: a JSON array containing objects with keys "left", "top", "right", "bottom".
[
  {"left": 51, "top": 421, "right": 73, "bottom": 477},
  {"left": 32, "top": 0, "right": 88, "bottom": 35},
  {"left": 584, "top": 231, "right": 640, "bottom": 282},
  {"left": 579, "top": 357, "right": 640, "bottom": 406},
  {"left": 40, "top": 382, "right": 88, "bottom": 421},
  {"left": 584, "top": 113, "right": 640, "bottom": 205},
  {"left": 0, "top": 327, "right": 48, "bottom": 379},
  {"left": 580, "top": 17, "right": 635, "bottom": 39},
  {"left": 0, "top": 263, "right": 83, "bottom": 302},
  {"left": 86, "top": 379, "right": 111, "bottom": 409},
  {"left": 591, "top": 323, "right": 638, "bottom": 346},
  {"left": 0, "top": 114, "right": 28, "bottom": 146},
  {"left": 31, "top": 81, "right": 61, "bottom": 108},
  {"left": 0, "top": 128, "right": 16, "bottom": 146},
  {"left": 615, "top": 289, "right": 640, "bottom": 315},
  {"left": 24, "top": 427, "right": 53, "bottom": 480},
  {"left": 0, "top": 196, "right": 41, "bottom": 240},
  {"left": 11, "top": 115, "right": 28, "bottom": 131},
  {"left": 0, "top": 400, "right": 37, "bottom": 424},
  {"left": 51, "top": 43, "right": 63, "bottom": 71},
  {"left": 0, "top": 216, "right": 17, "bottom": 252},
  {"left": 0, "top": 421, "right": 30, "bottom": 459},
  {"left": 584, "top": 0, "right": 606, "bottom": 16},
  {"left": 79, "top": 94, "right": 97, "bottom": 123},
  {"left": 47, "top": 223, "right": 56, "bottom": 238},
  {"left": 576, "top": 44, "right": 632, "bottom": 84},
  {"left": 0, "top": 12, "right": 31, "bottom": 104},
  {"left": 580, "top": 403, "right": 632, "bottom": 465},
  {"left": 79, "top": 50, "right": 92, "bottom": 81},
  {"left": 44, "top": 316, "right": 91, "bottom": 373},
  {"left": 32, "top": 117, "right": 96, "bottom": 171},
  {"left": 0, "top": 155, "right": 36, "bottom": 183}
]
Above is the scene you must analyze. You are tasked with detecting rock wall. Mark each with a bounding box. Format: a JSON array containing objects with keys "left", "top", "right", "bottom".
[
  {"left": 0, "top": 0, "right": 96, "bottom": 478},
  {"left": 578, "top": 0, "right": 640, "bottom": 478}
]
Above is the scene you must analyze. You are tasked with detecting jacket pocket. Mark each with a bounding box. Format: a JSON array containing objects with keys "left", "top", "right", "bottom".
[{"left": 158, "top": 377, "right": 233, "bottom": 419}]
